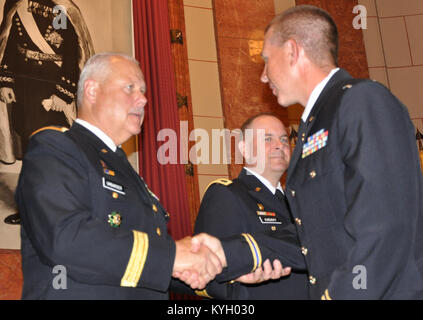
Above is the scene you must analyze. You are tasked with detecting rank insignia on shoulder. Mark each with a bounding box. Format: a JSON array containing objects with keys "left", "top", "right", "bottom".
[
  {"left": 342, "top": 84, "right": 353, "bottom": 90},
  {"left": 30, "top": 126, "right": 69, "bottom": 137},
  {"left": 108, "top": 212, "right": 122, "bottom": 228},
  {"left": 205, "top": 178, "right": 233, "bottom": 193},
  {"left": 302, "top": 129, "right": 328, "bottom": 159}
]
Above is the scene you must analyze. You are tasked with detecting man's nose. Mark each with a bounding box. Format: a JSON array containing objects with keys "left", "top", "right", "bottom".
[
  {"left": 273, "top": 139, "right": 285, "bottom": 150},
  {"left": 135, "top": 91, "right": 148, "bottom": 106}
]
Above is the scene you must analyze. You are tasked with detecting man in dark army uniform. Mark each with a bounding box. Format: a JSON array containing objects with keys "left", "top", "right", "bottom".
[
  {"left": 16, "top": 53, "right": 225, "bottom": 299},
  {"left": 0, "top": 0, "right": 94, "bottom": 224},
  {"left": 194, "top": 113, "right": 309, "bottom": 299},
  {"left": 17, "top": 53, "right": 305, "bottom": 299},
  {"left": 259, "top": 5, "right": 423, "bottom": 299}
]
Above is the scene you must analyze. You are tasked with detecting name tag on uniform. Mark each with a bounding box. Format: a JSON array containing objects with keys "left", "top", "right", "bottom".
[
  {"left": 102, "top": 177, "right": 126, "bottom": 195},
  {"left": 257, "top": 211, "right": 282, "bottom": 224}
]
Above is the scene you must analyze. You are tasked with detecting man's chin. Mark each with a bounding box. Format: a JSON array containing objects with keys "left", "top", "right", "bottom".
[
  {"left": 127, "top": 123, "right": 142, "bottom": 137},
  {"left": 270, "top": 161, "right": 288, "bottom": 172},
  {"left": 277, "top": 95, "right": 296, "bottom": 108}
]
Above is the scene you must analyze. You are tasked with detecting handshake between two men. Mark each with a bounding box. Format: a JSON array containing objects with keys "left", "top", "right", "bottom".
[{"left": 172, "top": 233, "right": 291, "bottom": 290}]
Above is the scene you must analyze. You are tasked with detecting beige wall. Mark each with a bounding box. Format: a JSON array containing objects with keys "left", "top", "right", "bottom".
[
  {"left": 274, "top": 0, "right": 295, "bottom": 14},
  {"left": 76, "top": 0, "right": 137, "bottom": 169},
  {"left": 76, "top": 0, "right": 133, "bottom": 55},
  {"left": 359, "top": 0, "right": 423, "bottom": 133},
  {"left": 183, "top": 0, "right": 297, "bottom": 199},
  {"left": 183, "top": 0, "right": 229, "bottom": 199}
]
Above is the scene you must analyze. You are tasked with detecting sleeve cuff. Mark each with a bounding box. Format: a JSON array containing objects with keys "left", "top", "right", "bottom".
[
  {"left": 241, "top": 233, "right": 262, "bottom": 272},
  {"left": 120, "top": 230, "right": 149, "bottom": 287},
  {"left": 215, "top": 234, "right": 262, "bottom": 282}
]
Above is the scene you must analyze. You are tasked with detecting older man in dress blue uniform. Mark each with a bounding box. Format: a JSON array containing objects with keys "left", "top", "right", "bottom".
[{"left": 16, "top": 53, "right": 224, "bottom": 299}]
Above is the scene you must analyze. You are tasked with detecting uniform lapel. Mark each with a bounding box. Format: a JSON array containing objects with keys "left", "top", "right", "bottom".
[
  {"left": 238, "top": 169, "right": 289, "bottom": 220},
  {"left": 69, "top": 123, "right": 151, "bottom": 204},
  {"left": 287, "top": 69, "right": 353, "bottom": 182}
]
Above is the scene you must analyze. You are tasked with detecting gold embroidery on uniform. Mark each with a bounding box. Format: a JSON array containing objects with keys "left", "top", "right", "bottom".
[
  {"left": 30, "top": 126, "right": 68, "bottom": 137},
  {"left": 241, "top": 233, "right": 262, "bottom": 272},
  {"left": 204, "top": 178, "right": 232, "bottom": 193},
  {"left": 195, "top": 289, "right": 212, "bottom": 299},
  {"left": 56, "top": 84, "right": 75, "bottom": 99},
  {"left": 120, "top": 230, "right": 149, "bottom": 287}
]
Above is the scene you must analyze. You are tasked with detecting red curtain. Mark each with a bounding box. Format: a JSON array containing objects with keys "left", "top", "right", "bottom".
[{"left": 132, "top": 0, "right": 191, "bottom": 241}]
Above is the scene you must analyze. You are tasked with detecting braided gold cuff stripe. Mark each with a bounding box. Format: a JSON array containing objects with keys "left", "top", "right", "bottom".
[
  {"left": 241, "top": 233, "right": 262, "bottom": 272},
  {"left": 121, "top": 230, "right": 149, "bottom": 287}
]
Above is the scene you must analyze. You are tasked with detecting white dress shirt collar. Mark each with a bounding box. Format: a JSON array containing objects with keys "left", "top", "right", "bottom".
[
  {"left": 301, "top": 68, "right": 340, "bottom": 122},
  {"left": 75, "top": 119, "right": 117, "bottom": 152},
  {"left": 244, "top": 167, "right": 284, "bottom": 195}
]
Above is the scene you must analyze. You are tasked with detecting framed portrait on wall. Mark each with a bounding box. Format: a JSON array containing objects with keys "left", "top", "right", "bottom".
[{"left": 0, "top": 0, "right": 134, "bottom": 249}]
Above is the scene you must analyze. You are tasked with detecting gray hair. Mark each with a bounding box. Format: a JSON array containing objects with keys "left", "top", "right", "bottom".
[{"left": 76, "top": 52, "right": 140, "bottom": 108}]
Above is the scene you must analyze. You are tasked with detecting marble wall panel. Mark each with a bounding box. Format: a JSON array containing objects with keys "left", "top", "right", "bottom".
[
  {"left": 213, "top": 0, "right": 289, "bottom": 178},
  {"left": 296, "top": 0, "right": 369, "bottom": 79},
  {"left": 0, "top": 250, "right": 22, "bottom": 300}
]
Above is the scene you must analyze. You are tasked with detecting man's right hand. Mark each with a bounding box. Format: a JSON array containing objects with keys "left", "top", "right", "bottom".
[
  {"left": 191, "top": 233, "right": 227, "bottom": 268},
  {"left": 172, "top": 236, "right": 223, "bottom": 290},
  {"left": 0, "top": 87, "right": 16, "bottom": 104}
]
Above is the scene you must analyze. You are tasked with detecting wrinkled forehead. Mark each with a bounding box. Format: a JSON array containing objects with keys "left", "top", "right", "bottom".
[{"left": 103, "top": 57, "right": 145, "bottom": 85}]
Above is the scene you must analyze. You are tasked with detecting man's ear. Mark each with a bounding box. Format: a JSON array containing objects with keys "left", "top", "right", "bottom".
[
  {"left": 84, "top": 79, "right": 98, "bottom": 104},
  {"left": 286, "top": 39, "right": 300, "bottom": 66}
]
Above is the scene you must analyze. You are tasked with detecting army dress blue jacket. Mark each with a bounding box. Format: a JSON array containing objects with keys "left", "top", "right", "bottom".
[
  {"left": 284, "top": 69, "right": 423, "bottom": 299},
  {"left": 17, "top": 123, "right": 176, "bottom": 299},
  {"left": 194, "top": 169, "right": 309, "bottom": 299}
]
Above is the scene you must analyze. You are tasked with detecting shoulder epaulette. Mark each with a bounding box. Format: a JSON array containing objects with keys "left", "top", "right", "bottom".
[
  {"left": 30, "top": 126, "right": 69, "bottom": 137},
  {"left": 205, "top": 178, "right": 233, "bottom": 193}
]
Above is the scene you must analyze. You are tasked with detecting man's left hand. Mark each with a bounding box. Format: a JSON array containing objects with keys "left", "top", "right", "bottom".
[{"left": 236, "top": 259, "right": 291, "bottom": 284}]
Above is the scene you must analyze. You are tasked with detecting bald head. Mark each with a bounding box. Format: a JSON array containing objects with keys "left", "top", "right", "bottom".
[
  {"left": 240, "top": 112, "right": 282, "bottom": 139},
  {"left": 76, "top": 52, "right": 147, "bottom": 146},
  {"left": 266, "top": 5, "right": 338, "bottom": 70},
  {"left": 239, "top": 113, "right": 290, "bottom": 186}
]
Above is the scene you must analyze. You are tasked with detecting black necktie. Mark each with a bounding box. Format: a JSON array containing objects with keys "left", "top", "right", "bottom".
[
  {"left": 115, "top": 147, "right": 127, "bottom": 160},
  {"left": 115, "top": 147, "right": 135, "bottom": 174},
  {"left": 275, "top": 189, "right": 286, "bottom": 203},
  {"left": 299, "top": 119, "right": 306, "bottom": 131},
  {"left": 115, "top": 147, "right": 151, "bottom": 200}
]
